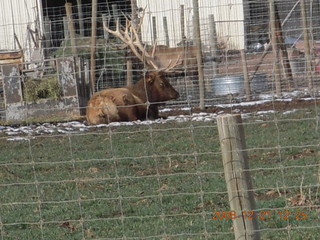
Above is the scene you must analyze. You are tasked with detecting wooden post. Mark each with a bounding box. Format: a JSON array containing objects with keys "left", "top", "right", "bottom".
[
  {"left": 131, "top": 0, "right": 141, "bottom": 40},
  {"left": 274, "top": 4, "right": 294, "bottom": 91},
  {"left": 112, "top": 4, "right": 119, "bottom": 20},
  {"left": 301, "top": 0, "right": 313, "bottom": 90},
  {"left": 63, "top": 16, "right": 69, "bottom": 39},
  {"left": 209, "top": 14, "right": 218, "bottom": 76},
  {"left": 76, "top": 0, "right": 85, "bottom": 37},
  {"left": 102, "top": 14, "right": 111, "bottom": 40},
  {"left": 111, "top": 4, "right": 121, "bottom": 45},
  {"left": 90, "top": 0, "right": 97, "bottom": 94},
  {"left": 217, "top": 114, "right": 260, "bottom": 240},
  {"left": 313, "top": 0, "right": 320, "bottom": 39},
  {"left": 152, "top": 16, "right": 157, "bottom": 43},
  {"left": 192, "top": 0, "right": 205, "bottom": 110},
  {"left": 163, "top": 16, "right": 170, "bottom": 47},
  {"left": 126, "top": 57, "right": 133, "bottom": 86},
  {"left": 180, "top": 5, "right": 186, "bottom": 43},
  {"left": 43, "top": 16, "right": 51, "bottom": 51},
  {"left": 126, "top": 0, "right": 138, "bottom": 85},
  {"left": 65, "top": 3, "right": 77, "bottom": 56},
  {"left": 269, "top": 0, "right": 282, "bottom": 97},
  {"left": 241, "top": 49, "right": 251, "bottom": 101},
  {"left": 131, "top": 0, "right": 138, "bottom": 24}
]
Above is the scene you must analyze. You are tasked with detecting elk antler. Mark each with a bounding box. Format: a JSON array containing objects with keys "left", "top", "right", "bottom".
[
  {"left": 103, "top": 10, "right": 181, "bottom": 72},
  {"left": 103, "top": 10, "right": 159, "bottom": 70}
]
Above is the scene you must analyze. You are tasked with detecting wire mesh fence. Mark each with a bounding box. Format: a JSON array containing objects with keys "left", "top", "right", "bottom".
[{"left": 0, "top": 0, "right": 320, "bottom": 239}]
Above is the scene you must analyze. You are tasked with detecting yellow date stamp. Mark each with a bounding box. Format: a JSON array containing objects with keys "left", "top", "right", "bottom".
[{"left": 211, "top": 210, "right": 308, "bottom": 220}]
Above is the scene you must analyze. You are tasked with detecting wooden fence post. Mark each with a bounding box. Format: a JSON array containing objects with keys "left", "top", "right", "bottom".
[
  {"left": 209, "top": 14, "right": 218, "bottom": 76},
  {"left": 269, "top": 0, "right": 282, "bottom": 97},
  {"left": 192, "top": 0, "right": 205, "bottom": 110},
  {"left": 112, "top": 4, "right": 120, "bottom": 45},
  {"left": 274, "top": 4, "right": 294, "bottom": 91},
  {"left": 152, "top": 16, "right": 157, "bottom": 43},
  {"left": 102, "top": 14, "right": 111, "bottom": 40},
  {"left": 76, "top": 0, "right": 85, "bottom": 37},
  {"left": 43, "top": 16, "right": 51, "bottom": 50},
  {"left": 163, "top": 16, "right": 170, "bottom": 47},
  {"left": 126, "top": 56, "right": 133, "bottom": 86},
  {"left": 180, "top": 4, "right": 186, "bottom": 43},
  {"left": 126, "top": 0, "right": 139, "bottom": 86},
  {"left": 90, "top": 0, "right": 97, "bottom": 94},
  {"left": 217, "top": 114, "right": 260, "bottom": 240},
  {"left": 240, "top": 49, "right": 251, "bottom": 101},
  {"left": 63, "top": 16, "right": 69, "bottom": 39},
  {"left": 301, "top": 0, "right": 313, "bottom": 90},
  {"left": 65, "top": 3, "right": 78, "bottom": 56}
]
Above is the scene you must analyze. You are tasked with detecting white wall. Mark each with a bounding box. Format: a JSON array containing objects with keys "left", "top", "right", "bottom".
[
  {"left": 0, "top": 0, "right": 43, "bottom": 60},
  {"left": 136, "top": 0, "right": 245, "bottom": 50}
]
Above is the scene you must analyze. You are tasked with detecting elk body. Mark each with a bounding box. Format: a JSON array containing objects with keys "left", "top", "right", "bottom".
[{"left": 86, "top": 71, "right": 179, "bottom": 125}]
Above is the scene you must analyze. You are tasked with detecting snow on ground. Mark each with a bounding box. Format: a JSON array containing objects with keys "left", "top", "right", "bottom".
[{"left": 0, "top": 91, "right": 318, "bottom": 141}]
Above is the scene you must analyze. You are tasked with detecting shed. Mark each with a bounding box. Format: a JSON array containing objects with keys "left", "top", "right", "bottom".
[
  {"left": 0, "top": 0, "right": 43, "bottom": 61},
  {"left": 136, "top": 0, "right": 245, "bottom": 50}
]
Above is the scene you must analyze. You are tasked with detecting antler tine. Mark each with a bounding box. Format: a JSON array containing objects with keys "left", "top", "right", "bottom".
[
  {"left": 151, "top": 40, "right": 157, "bottom": 58},
  {"left": 130, "top": 25, "right": 159, "bottom": 70},
  {"left": 103, "top": 7, "right": 160, "bottom": 71},
  {"left": 162, "top": 55, "right": 181, "bottom": 72},
  {"left": 137, "top": 7, "right": 146, "bottom": 31},
  {"left": 103, "top": 20, "right": 121, "bottom": 40}
]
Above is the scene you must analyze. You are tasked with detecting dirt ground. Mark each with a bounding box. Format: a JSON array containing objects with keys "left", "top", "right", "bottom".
[{"left": 160, "top": 97, "right": 320, "bottom": 118}]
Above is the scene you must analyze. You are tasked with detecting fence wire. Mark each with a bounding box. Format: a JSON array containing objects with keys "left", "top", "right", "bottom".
[{"left": 0, "top": 0, "right": 320, "bottom": 239}]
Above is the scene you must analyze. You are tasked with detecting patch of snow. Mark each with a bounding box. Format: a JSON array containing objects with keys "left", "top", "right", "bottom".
[
  {"left": 6, "top": 131, "right": 20, "bottom": 136},
  {"left": 283, "top": 109, "right": 297, "bottom": 115},
  {"left": 160, "top": 108, "right": 173, "bottom": 112},
  {"left": 7, "top": 137, "right": 33, "bottom": 141},
  {"left": 241, "top": 113, "right": 252, "bottom": 119},
  {"left": 215, "top": 99, "right": 271, "bottom": 108},
  {"left": 256, "top": 110, "right": 276, "bottom": 115}
]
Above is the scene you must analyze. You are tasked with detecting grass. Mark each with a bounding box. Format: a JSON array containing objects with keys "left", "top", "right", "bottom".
[
  {"left": 23, "top": 76, "right": 62, "bottom": 102},
  {"left": 0, "top": 107, "right": 320, "bottom": 239}
]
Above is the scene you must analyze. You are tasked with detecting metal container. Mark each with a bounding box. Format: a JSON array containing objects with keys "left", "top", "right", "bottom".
[
  {"left": 211, "top": 74, "right": 244, "bottom": 96},
  {"left": 211, "top": 73, "right": 270, "bottom": 96}
]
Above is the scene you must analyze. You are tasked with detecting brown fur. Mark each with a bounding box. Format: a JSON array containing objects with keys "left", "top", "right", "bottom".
[
  {"left": 86, "top": 95, "right": 120, "bottom": 125},
  {"left": 86, "top": 71, "right": 179, "bottom": 125}
]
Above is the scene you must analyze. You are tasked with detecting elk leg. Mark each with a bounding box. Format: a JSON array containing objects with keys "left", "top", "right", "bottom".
[{"left": 147, "top": 105, "right": 159, "bottom": 119}]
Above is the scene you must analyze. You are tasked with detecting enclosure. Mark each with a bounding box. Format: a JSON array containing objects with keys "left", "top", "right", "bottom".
[{"left": 0, "top": 0, "right": 320, "bottom": 239}]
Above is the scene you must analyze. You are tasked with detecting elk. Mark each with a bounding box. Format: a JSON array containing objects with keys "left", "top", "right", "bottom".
[{"left": 86, "top": 14, "right": 180, "bottom": 125}]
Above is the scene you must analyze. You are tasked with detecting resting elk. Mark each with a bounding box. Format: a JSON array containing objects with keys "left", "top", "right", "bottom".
[{"left": 86, "top": 14, "right": 180, "bottom": 125}]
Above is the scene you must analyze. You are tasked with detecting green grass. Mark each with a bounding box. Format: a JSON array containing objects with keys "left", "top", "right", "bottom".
[{"left": 0, "top": 107, "right": 320, "bottom": 239}]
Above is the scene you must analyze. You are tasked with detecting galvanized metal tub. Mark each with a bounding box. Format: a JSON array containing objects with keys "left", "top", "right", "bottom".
[
  {"left": 211, "top": 73, "right": 270, "bottom": 96},
  {"left": 211, "top": 74, "right": 244, "bottom": 96}
]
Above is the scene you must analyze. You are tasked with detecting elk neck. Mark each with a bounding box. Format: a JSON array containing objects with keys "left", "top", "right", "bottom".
[{"left": 126, "top": 78, "right": 150, "bottom": 103}]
